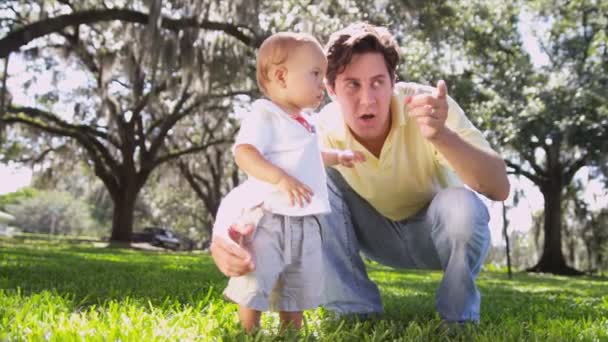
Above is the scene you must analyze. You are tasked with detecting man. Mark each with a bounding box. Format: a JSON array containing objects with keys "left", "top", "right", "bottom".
[{"left": 211, "top": 23, "right": 510, "bottom": 324}]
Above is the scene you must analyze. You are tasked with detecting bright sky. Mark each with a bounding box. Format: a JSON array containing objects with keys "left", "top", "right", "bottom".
[
  {"left": 486, "top": 177, "right": 544, "bottom": 245},
  {"left": 0, "top": 164, "right": 32, "bottom": 194}
]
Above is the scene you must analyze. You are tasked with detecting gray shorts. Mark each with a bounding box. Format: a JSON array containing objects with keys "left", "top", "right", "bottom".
[{"left": 223, "top": 212, "right": 323, "bottom": 312}]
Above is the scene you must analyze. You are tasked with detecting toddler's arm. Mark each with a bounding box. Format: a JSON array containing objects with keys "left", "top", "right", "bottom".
[
  {"left": 235, "top": 144, "right": 285, "bottom": 184},
  {"left": 235, "top": 144, "right": 313, "bottom": 207},
  {"left": 322, "top": 149, "right": 366, "bottom": 168}
]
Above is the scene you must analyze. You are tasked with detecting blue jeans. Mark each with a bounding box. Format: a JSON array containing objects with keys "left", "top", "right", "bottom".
[{"left": 320, "top": 168, "right": 491, "bottom": 322}]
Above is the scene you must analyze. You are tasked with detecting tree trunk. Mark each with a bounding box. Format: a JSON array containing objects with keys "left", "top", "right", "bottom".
[
  {"left": 109, "top": 186, "right": 139, "bottom": 243},
  {"left": 0, "top": 54, "right": 9, "bottom": 142},
  {"left": 585, "top": 242, "right": 593, "bottom": 274},
  {"left": 527, "top": 183, "right": 582, "bottom": 275},
  {"left": 568, "top": 238, "right": 576, "bottom": 267},
  {"left": 502, "top": 202, "right": 513, "bottom": 279}
]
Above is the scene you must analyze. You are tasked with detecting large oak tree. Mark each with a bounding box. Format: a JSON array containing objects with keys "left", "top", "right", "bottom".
[
  {"left": 1, "top": 0, "right": 261, "bottom": 242},
  {"left": 447, "top": 0, "right": 607, "bottom": 274}
]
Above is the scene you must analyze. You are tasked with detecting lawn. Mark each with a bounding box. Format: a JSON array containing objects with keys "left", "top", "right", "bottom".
[{"left": 1, "top": 235, "right": 607, "bottom": 341}]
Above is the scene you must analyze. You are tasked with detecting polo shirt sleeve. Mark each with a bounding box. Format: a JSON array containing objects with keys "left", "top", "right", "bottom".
[
  {"left": 316, "top": 125, "right": 337, "bottom": 151},
  {"left": 434, "top": 96, "right": 496, "bottom": 169},
  {"left": 233, "top": 109, "right": 272, "bottom": 155}
]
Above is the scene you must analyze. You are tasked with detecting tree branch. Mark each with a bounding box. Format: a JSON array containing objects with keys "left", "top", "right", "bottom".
[
  {"left": 564, "top": 153, "right": 589, "bottom": 184},
  {"left": 178, "top": 160, "right": 216, "bottom": 217},
  {"left": 130, "top": 82, "right": 167, "bottom": 163},
  {"left": 0, "top": 54, "right": 8, "bottom": 139},
  {"left": 505, "top": 159, "right": 542, "bottom": 185},
  {"left": 3, "top": 113, "right": 119, "bottom": 192},
  {"left": 148, "top": 89, "right": 250, "bottom": 152},
  {"left": 153, "top": 139, "right": 228, "bottom": 168},
  {"left": 57, "top": 0, "right": 76, "bottom": 10},
  {"left": 10, "top": 146, "right": 57, "bottom": 164},
  {"left": 58, "top": 30, "right": 99, "bottom": 74},
  {"left": 0, "top": 8, "right": 260, "bottom": 58},
  {"left": 8, "top": 105, "right": 118, "bottom": 149},
  {"left": 5, "top": 106, "right": 121, "bottom": 177},
  {"left": 146, "top": 84, "right": 193, "bottom": 160},
  {"left": 521, "top": 148, "right": 546, "bottom": 179}
]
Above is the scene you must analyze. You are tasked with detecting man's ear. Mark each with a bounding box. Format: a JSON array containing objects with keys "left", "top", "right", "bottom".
[{"left": 273, "top": 66, "right": 288, "bottom": 88}]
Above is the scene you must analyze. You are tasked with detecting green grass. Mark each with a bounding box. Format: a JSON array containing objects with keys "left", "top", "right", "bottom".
[{"left": 1, "top": 236, "right": 607, "bottom": 341}]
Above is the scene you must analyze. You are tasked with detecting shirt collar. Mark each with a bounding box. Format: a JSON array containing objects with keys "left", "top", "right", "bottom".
[
  {"left": 251, "top": 98, "right": 289, "bottom": 117},
  {"left": 252, "top": 98, "right": 315, "bottom": 119}
]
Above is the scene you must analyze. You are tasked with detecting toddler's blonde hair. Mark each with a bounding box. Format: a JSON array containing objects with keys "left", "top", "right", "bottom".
[{"left": 256, "top": 32, "right": 323, "bottom": 96}]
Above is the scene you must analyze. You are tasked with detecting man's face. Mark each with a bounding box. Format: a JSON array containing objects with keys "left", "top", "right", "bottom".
[{"left": 328, "top": 52, "right": 394, "bottom": 145}]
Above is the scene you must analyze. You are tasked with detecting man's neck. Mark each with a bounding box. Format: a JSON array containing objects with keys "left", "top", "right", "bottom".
[
  {"left": 350, "top": 129, "right": 389, "bottom": 159},
  {"left": 362, "top": 139, "right": 385, "bottom": 158}
]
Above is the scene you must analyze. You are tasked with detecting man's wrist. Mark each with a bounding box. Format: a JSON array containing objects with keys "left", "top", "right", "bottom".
[{"left": 429, "top": 127, "right": 456, "bottom": 147}]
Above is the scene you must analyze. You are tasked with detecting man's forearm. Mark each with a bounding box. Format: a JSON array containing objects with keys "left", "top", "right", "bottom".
[{"left": 431, "top": 129, "right": 510, "bottom": 201}]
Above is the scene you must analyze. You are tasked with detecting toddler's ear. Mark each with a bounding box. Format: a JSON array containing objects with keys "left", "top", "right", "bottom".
[{"left": 274, "top": 66, "right": 288, "bottom": 88}]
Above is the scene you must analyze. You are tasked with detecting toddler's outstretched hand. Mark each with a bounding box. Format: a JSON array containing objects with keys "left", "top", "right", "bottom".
[
  {"left": 276, "top": 172, "right": 314, "bottom": 208},
  {"left": 338, "top": 150, "right": 366, "bottom": 168}
]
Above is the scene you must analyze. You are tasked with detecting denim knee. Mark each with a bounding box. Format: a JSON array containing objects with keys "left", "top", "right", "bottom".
[{"left": 429, "top": 187, "right": 489, "bottom": 244}]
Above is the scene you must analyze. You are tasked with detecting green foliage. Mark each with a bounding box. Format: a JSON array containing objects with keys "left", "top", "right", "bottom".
[
  {"left": 410, "top": 0, "right": 608, "bottom": 271},
  {"left": 461, "top": 0, "right": 607, "bottom": 167},
  {"left": 1, "top": 237, "right": 607, "bottom": 340},
  {"left": 6, "top": 190, "right": 97, "bottom": 236},
  {"left": 0, "top": 187, "right": 37, "bottom": 211}
]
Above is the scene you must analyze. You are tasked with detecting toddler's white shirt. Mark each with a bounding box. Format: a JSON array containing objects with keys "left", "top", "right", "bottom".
[{"left": 213, "top": 99, "right": 330, "bottom": 240}]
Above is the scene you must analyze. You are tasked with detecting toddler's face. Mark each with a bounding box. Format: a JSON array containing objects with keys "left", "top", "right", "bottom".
[{"left": 284, "top": 43, "right": 327, "bottom": 111}]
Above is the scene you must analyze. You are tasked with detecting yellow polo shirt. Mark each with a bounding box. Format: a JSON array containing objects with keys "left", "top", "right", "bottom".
[{"left": 316, "top": 82, "right": 495, "bottom": 221}]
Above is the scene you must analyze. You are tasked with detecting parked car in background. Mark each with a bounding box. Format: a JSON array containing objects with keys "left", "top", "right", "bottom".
[{"left": 131, "top": 227, "right": 195, "bottom": 251}]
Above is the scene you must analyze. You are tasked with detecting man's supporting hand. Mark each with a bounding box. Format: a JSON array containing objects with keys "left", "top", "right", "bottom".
[{"left": 210, "top": 223, "right": 256, "bottom": 277}]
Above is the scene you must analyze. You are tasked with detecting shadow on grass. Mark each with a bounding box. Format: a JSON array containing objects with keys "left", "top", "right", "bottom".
[
  {"left": 363, "top": 262, "right": 608, "bottom": 325},
  {"left": 0, "top": 240, "right": 226, "bottom": 309},
  {"left": 2, "top": 237, "right": 607, "bottom": 329}
]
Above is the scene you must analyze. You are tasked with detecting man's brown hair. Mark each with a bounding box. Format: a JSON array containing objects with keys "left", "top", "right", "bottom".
[
  {"left": 256, "top": 32, "right": 323, "bottom": 96},
  {"left": 324, "top": 23, "right": 399, "bottom": 89}
]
